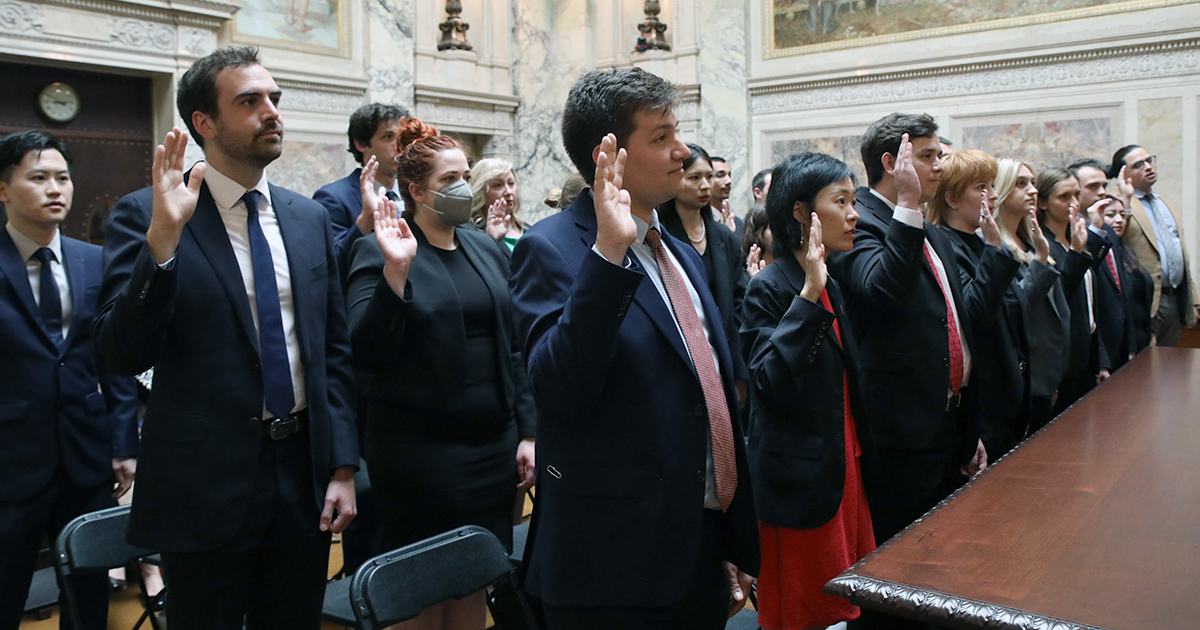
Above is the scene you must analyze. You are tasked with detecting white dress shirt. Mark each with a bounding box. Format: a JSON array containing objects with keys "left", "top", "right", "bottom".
[
  {"left": 203, "top": 166, "right": 306, "bottom": 418},
  {"left": 593, "top": 202, "right": 722, "bottom": 510},
  {"left": 870, "top": 188, "right": 972, "bottom": 390},
  {"left": 7, "top": 221, "right": 71, "bottom": 337}
]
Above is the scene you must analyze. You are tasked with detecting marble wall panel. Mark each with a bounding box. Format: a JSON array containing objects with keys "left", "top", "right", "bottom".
[
  {"left": 367, "top": 0, "right": 415, "bottom": 109},
  {"left": 1138, "top": 97, "right": 1183, "bottom": 210},
  {"left": 961, "top": 118, "right": 1112, "bottom": 171},
  {"left": 268, "top": 140, "right": 356, "bottom": 197},
  {"left": 769, "top": 134, "right": 868, "bottom": 189},
  {"left": 511, "top": 0, "right": 591, "bottom": 225},
  {"left": 697, "top": 1, "right": 751, "bottom": 217}
]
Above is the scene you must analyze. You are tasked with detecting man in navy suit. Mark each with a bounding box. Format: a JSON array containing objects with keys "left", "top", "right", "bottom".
[
  {"left": 0, "top": 131, "right": 139, "bottom": 630},
  {"left": 1072, "top": 159, "right": 1134, "bottom": 373},
  {"left": 96, "top": 47, "right": 358, "bottom": 630},
  {"left": 313, "top": 102, "right": 408, "bottom": 281},
  {"left": 509, "top": 67, "right": 759, "bottom": 630}
]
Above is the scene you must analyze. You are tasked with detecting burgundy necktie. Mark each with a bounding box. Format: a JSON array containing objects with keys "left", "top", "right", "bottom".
[
  {"left": 925, "top": 243, "right": 963, "bottom": 396},
  {"left": 644, "top": 228, "right": 737, "bottom": 511},
  {"left": 1106, "top": 251, "right": 1122, "bottom": 292}
]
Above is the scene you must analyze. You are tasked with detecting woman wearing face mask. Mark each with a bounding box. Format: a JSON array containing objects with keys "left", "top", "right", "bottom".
[
  {"left": 1035, "top": 168, "right": 1106, "bottom": 416},
  {"left": 469, "top": 158, "right": 526, "bottom": 251},
  {"left": 345, "top": 117, "right": 536, "bottom": 630},
  {"left": 741, "top": 152, "right": 874, "bottom": 630},
  {"left": 658, "top": 143, "right": 749, "bottom": 411}
]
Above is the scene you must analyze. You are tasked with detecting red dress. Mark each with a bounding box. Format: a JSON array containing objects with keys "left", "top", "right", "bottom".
[{"left": 756, "top": 289, "right": 876, "bottom": 630}]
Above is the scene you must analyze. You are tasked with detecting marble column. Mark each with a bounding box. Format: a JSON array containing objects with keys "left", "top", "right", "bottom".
[
  {"left": 697, "top": 2, "right": 751, "bottom": 216},
  {"left": 368, "top": 0, "right": 416, "bottom": 109}
]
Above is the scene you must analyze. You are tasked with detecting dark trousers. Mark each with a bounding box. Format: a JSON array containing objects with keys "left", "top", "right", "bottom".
[
  {"left": 1153, "top": 286, "right": 1183, "bottom": 347},
  {"left": 0, "top": 473, "right": 115, "bottom": 630},
  {"left": 159, "top": 432, "right": 330, "bottom": 630},
  {"left": 542, "top": 510, "right": 730, "bottom": 630}
]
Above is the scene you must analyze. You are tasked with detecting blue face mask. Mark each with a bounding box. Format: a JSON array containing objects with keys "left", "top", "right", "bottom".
[{"left": 424, "top": 179, "right": 473, "bottom": 226}]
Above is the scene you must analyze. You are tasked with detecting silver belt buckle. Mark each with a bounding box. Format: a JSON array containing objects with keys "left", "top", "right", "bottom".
[{"left": 269, "top": 416, "right": 297, "bottom": 440}]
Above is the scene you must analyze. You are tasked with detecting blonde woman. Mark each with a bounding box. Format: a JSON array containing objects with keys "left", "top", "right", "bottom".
[{"left": 470, "top": 158, "right": 527, "bottom": 251}]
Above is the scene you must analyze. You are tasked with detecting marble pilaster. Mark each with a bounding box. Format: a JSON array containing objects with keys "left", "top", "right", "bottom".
[{"left": 696, "top": 1, "right": 751, "bottom": 215}]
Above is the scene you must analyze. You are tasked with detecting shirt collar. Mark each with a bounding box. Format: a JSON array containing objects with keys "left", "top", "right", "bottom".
[
  {"left": 5, "top": 221, "right": 62, "bottom": 263},
  {"left": 632, "top": 209, "right": 664, "bottom": 245},
  {"left": 202, "top": 163, "right": 271, "bottom": 212},
  {"left": 869, "top": 187, "right": 897, "bottom": 210},
  {"left": 1135, "top": 189, "right": 1152, "bottom": 201}
]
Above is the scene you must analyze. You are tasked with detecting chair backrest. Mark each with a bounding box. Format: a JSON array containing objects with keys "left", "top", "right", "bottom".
[
  {"left": 55, "top": 505, "right": 154, "bottom": 577},
  {"left": 350, "top": 525, "right": 529, "bottom": 630}
]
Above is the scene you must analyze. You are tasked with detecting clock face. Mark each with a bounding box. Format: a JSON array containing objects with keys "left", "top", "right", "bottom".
[{"left": 38, "top": 82, "right": 80, "bottom": 123}]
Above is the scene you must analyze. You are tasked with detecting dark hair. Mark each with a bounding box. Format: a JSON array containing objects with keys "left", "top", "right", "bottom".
[
  {"left": 741, "top": 203, "right": 769, "bottom": 261},
  {"left": 657, "top": 143, "right": 714, "bottom": 222},
  {"left": 176, "top": 46, "right": 262, "bottom": 149},
  {"left": 1068, "top": 158, "right": 1105, "bottom": 174},
  {"left": 347, "top": 103, "right": 409, "bottom": 165},
  {"left": 1108, "top": 145, "right": 1142, "bottom": 179},
  {"left": 766, "top": 152, "right": 854, "bottom": 259},
  {"left": 752, "top": 168, "right": 772, "bottom": 193},
  {"left": 710, "top": 156, "right": 727, "bottom": 165},
  {"left": 860, "top": 112, "right": 939, "bottom": 187},
  {"left": 394, "top": 117, "right": 467, "bottom": 218},
  {"left": 939, "top": 136, "right": 953, "bottom": 146},
  {"left": 1034, "top": 167, "right": 1077, "bottom": 225},
  {"left": 561, "top": 67, "right": 677, "bottom": 183},
  {"left": 0, "top": 131, "right": 72, "bottom": 181}
]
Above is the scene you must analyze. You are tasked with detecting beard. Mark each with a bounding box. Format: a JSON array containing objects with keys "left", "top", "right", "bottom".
[{"left": 213, "top": 119, "right": 284, "bottom": 169}]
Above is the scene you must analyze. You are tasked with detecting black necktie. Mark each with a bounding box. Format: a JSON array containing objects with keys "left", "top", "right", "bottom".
[
  {"left": 33, "top": 248, "right": 63, "bottom": 344},
  {"left": 243, "top": 191, "right": 296, "bottom": 419}
]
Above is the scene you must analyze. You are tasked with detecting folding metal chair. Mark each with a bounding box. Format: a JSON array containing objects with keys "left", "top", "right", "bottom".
[
  {"left": 54, "top": 505, "right": 164, "bottom": 630},
  {"left": 349, "top": 525, "right": 537, "bottom": 630}
]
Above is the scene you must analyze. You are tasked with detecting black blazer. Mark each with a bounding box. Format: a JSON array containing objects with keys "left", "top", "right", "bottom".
[
  {"left": 741, "top": 254, "right": 872, "bottom": 530},
  {"left": 312, "top": 169, "right": 366, "bottom": 282},
  {"left": 1124, "top": 256, "right": 1155, "bottom": 353},
  {"left": 941, "top": 228, "right": 1029, "bottom": 460},
  {"left": 508, "top": 193, "right": 758, "bottom": 607},
  {"left": 661, "top": 212, "right": 749, "bottom": 382},
  {"left": 0, "top": 231, "right": 139, "bottom": 502},
  {"left": 1093, "top": 224, "right": 1135, "bottom": 371},
  {"left": 1042, "top": 225, "right": 1107, "bottom": 398},
  {"left": 345, "top": 222, "right": 535, "bottom": 437},
  {"left": 827, "top": 189, "right": 998, "bottom": 461},
  {"left": 96, "top": 177, "right": 359, "bottom": 553}
]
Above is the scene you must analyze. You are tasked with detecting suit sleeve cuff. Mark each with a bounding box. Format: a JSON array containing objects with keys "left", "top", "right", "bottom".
[
  {"left": 892, "top": 206, "right": 924, "bottom": 229},
  {"left": 591, "top": 244, "right": 632, "bottom": 268}
]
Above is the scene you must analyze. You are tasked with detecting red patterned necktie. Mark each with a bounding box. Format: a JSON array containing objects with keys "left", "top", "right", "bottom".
[
  {"left": 924, "top": 243, "right": 963, "bottom": 396},
  {"left": 1106, "top": 251, "right": 1122, "bottom": 292},
  {"left": 644, "top": 228, "right": 737, "bottom": 511}
]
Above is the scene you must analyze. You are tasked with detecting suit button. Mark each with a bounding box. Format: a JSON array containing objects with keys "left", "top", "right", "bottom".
[
  {"left": 944, "top": 358, "right": 949, "bottom": 367},
  {"left": 694, "top": 404, "right": 704, "bottom": 418},
  {"left": 696, "top": 470, "right": 704, "bottom": 483},
  {"left": 941, "top": 317, "right": 947, "bottom": 327},
  {"left": 252, "top": 363, "right": 261, "bottom": 373}
]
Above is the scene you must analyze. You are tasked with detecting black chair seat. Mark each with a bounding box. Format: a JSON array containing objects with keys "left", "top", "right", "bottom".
[
  {"left": 509, "top": 521, "right": 529, "bottom": 567},
  {"left": 23, "top": 566, "right": 59, "bottom": 615}
]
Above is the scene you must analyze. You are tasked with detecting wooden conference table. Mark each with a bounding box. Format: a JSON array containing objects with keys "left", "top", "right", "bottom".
[{"left": 826, "top": 347, "right": 1200, "bottom": 630}]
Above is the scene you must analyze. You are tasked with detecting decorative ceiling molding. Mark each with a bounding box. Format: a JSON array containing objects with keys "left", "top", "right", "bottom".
[{"left": 751, "top": 38, "right": 1200, "bottom": 114}]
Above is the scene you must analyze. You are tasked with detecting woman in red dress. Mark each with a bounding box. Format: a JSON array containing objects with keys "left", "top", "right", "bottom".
[{"left": 741, "top": 151, "right": 879, "bottom": 629}]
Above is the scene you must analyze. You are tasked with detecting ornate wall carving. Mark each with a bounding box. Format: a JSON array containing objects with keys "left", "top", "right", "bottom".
[
  {"left": 276, "top": 79, "right": 367, "bottom": 115},
  {"left": 0, "top": 0, "right": 232, "bottom": 57}
]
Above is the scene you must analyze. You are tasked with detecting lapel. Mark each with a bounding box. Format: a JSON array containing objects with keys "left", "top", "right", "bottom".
[
  {"left": 184, "top": 179, "right": 261, "bottom": 355},
  {"left": 777, "top": 253, "right": 842, "bottom": 350},
  {"left": 59, "top": 237, "right": 90, "bottom": 348},
  {"left": 925, "top": 221, "right": 973, "bottom": 341},
  {"left": 856, "top": 187, "right": 893, "bottom": 228},
  {"left": 347, "top": 169, "right": 364, "bottom": 208},
  {"left": 1131, "top": 195, "right": 1160, "bottom": 255},
  {"left": 272, "top": 184, "right": 322, "bottom": 368},
  {"left": 0, "top": 228, "right": 43, "bottom": 339},
  {"left": 572, "top": 201, "right": 693, "bottom": 367}
]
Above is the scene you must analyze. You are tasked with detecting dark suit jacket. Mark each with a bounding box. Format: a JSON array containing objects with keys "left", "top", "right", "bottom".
[
  {"left": 661, "top": 212, "right": 749, "bottom": 382},
  {"left": 1125, "top": 256, "right": 1155, "bottom": 353},
  {"left": 1042, "top": 226, "right": 1107, "bottom": 391},
  {"left": 95, "top": 177, "right": 359, "bottom": 553},
  {"left": 345, "top": 222, "right": 535, "bottom": 437},
  {"left": 941, "top": 229, "right": 1029, "bottom": 460},
  {"left": 741, "top": 254, "right": 872, "bottom": 530},
  {"left": 1093, "top": 224, "right": 1134, "bottom": 371},
  {"left": 827, "top": 188, "right": 1004, "bottom": 462},
  {"left": 0, "top": 231, "right": 138, "bottom": 501},
  {"left": 508, "top": 193, "right": 759, "bottom": 608},
  {"left": 313, "top": 169, "right": 366, "bottom": 282}
]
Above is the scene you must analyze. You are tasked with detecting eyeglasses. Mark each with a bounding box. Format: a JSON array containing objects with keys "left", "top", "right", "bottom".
[{"left": 1129, "top": 155, "right": 1156, "bottom": 170}]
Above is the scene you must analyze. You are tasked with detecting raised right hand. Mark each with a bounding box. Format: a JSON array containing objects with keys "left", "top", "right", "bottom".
[
  {"left": 593, "top": 133, "right": 636, "bottom": 264},
  {"left": 979, "top": 191, "right": 1003, "bottom": 248},
  {"left": 892, "top": 133, "right": 921, "bottom": 210},
  {"left": 1068, "top": 203, "right": 1088, "bottom": 253},
  {"left": 1084, "top": 198, "right": 1108, "bottom": 230},
  {"left": 1116, "top": 165, "right": 1135, "bottom": 205},
  {"left": 374, "top": 194, "right": 417, "bottom": 296},
  {"left": 357, "top": 156, "right": 381, "bottom": 234},
  {"left": 1029, "top": 208, "right": 1051, "bottom": 264},
  {"left": 147, "top": 127, "right": 205, "bottom": 264},
  {"left": 799, "top": 212, "right": 827, "bottom": 303},
  {"left": 485, "top": 198, "right": 509, "bottom": 241},
  {"left": 746, "top": 244, "right": 766, "bottom": 279}
]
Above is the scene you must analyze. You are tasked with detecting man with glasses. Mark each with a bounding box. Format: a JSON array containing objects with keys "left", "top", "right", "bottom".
[{"left": 1109, "top": 145, "right": 1199, "bottom": 346}]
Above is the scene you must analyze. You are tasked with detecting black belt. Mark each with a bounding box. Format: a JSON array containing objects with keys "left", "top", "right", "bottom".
[{"left": 250, "top": 408, "right": 307, "bottom": 440}]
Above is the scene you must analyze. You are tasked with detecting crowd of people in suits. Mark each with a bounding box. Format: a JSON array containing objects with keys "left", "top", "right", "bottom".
[{"left": 1, "top": 43, "right": 1194, "bottom": 630}]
